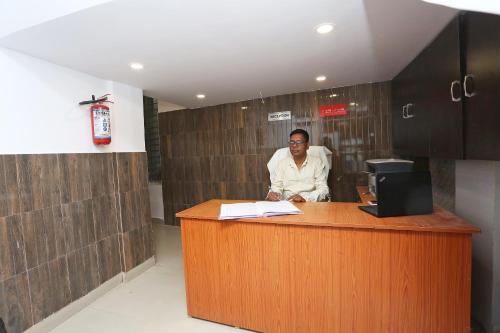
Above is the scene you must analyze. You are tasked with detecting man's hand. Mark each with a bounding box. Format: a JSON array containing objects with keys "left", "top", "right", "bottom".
[
  {"left": 287, "top": 194, "right": 306, "bottom": 202},
  {"left": 266, "top": 191, "right": 281, "bottom": 201}
]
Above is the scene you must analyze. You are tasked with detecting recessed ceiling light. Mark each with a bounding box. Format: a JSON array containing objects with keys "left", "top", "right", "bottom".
[
  {"left": 316, "top": 75, "right": 327, "bottom": 82},
  {"left": 129, "top": 62, "right": 144, "bottom": 70},
  {"left": 349, "top": 102, "right": 357, "bottom": 106},
  {"left": 196, "top": 94, "right": 206, "bottom": 99},
  {"left": 241, "top": 106, "right": 248, "bottom": 110},
  {"left": 329, "top": 94, "right": 338, "bottom": 98},
  {"left": 316, "top": 23, "right": 334, "bottom": 34}
]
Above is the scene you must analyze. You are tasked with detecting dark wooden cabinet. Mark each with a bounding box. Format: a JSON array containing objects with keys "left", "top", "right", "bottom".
[
  {"left": 391, "top": 65, "right": 411, "bottom": 154},
  {"left": 392, "top": 16, "right": 461, "bottom": 158},
  {"left": 392, "top": 12, "right": 500, "bottom": 160},
  {"left": 392, "top": 47, "right": 430, "bottom": 157},
  {"left": 463, "top": 12, "right": 500, "bottom": 160},
  {"left": 424, "top": 16, "right": 463, "bottom": 159}
]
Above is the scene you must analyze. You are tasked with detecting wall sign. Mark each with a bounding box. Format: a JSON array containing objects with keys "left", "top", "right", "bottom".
[
  {"left": 268, "top": 111, "right": 291, "bottom": 122},
  {"left": 319, "top": 104, "right": 348, "bottom": 117}
]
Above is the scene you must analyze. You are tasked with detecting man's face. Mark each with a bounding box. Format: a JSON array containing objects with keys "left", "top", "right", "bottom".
[{"left": 289, "top": 133, "right": 309, "bottom": 159}]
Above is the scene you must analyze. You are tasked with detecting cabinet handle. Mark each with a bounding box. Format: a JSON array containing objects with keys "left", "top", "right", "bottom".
[
  {"left": 406, "top": 103, "right": 415, "bottom": 118},
  {"left": 402, "top": 105, "right": 408, "bottom": 119},
  {"left": 464, "top": 74, "right": 476, "bottom": 98},
  {"left": 450, "top": 80, "right": 461, "bottom": 102}
]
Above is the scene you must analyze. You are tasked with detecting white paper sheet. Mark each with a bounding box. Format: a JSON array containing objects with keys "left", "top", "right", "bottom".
[{"left": 219, "top": 201, "right": 302, "bottom": 220}]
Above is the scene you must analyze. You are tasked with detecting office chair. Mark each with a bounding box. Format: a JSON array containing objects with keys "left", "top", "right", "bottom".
[{"left": 267, "top": 146, "right": 333, "bottom": 201}]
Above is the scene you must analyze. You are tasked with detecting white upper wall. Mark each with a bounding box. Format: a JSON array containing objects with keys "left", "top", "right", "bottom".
[
  {"left": 0, "top": 0, "right": 113, "bottom": 38},
  {"left": 0, "top": 47, "right": 145, "bottom": 154}
]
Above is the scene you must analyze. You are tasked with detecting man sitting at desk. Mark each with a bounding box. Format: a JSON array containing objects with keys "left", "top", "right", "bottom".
[{"left": 266, "top": 129, "right": 329, "bottom": 202}]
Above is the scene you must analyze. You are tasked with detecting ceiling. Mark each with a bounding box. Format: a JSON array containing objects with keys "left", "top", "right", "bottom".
[{"left": 0, "top": 0, "right": 457, "bottom": 108}]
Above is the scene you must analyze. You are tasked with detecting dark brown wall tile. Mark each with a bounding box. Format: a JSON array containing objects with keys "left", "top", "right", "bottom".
[
  {"left": 48, "top": 257, "right": 71, "bottom": 315},
  {"left": 20, "top": 210, "right": 44, "bottom": 270},
  {"left": 2, "top": 273, "right": 33, "bottom": 333},
  {"left": 139, "top": 189, "right": 152, "bottom": 227},
  {"left": 16, "top": 155, "right": 41, "bottom": 212},
  {"left": 117, "top": 188, "right": 151, "bottom": 233},
  {"left": 89, "top": 153, "right": 116, "bottom": 196},
  {"left": 62, "top": 200, "right": 95, "bottom": 253},
  {"left": 67, "top": 245, "right": 100, "bottom": 301},
  {"left": 92, "top": 194, "right": 119, "bottom": 241},
  {"left": 58, "top": 154, "right": 91, "bottom": 204},
  {"left": 14, "top": 154, "right": 60, "bottom": 212},
  {"left": 0, "top": 150, "right": 153, "bottom": 329},
  {"left": 159, "top": 82, "right": 392, "bottom": 224},
  {"left": 97, "top": 235, "right": 121, "bottom": 283},
  {"left": 0, "top": 217, "right": 15, "bottom": 282},
  {"left": 429, "top": 158, "right": 455, "bottom": 212},
  {"left": 28, "top": 257, "right": 71, "bottom": 325},
  {"left": 115, "top": 153, "right": 148, "bottom": 193},
  {"left": 121, "top": 231, "right": 133, "bottom": 271},
  {"left": 21, "top": 206, "right": 66, "bottom": 271},
  {"left": 6, "top": 215, "right": 26, "bottom": 275},
  {"left": 28, "top": 262, "right": 51, "bottom": 323},
  {"left": 44, "top": 206, "right": 66, "bottom": 260},
  {"left": 118, "top": 191, "right": 139, "bottom": 233},
  {"left": 122, "top": 228, "right": 145, "bottom": 272},
  {"left": 0, "top": 280, "right": 5, "bottom": 329},
  {"left": 2, "top": 155, "right": 20, "bottom": 217},
  {"left": 40, "top": 154, "right": 61, "bottom": 209}
]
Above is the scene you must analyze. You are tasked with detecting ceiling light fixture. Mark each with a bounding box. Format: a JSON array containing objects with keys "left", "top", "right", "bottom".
[
  {"left": 196, "top": 94, "right": 206, "bottom": 99},
  {"left": 329, "top": 94, "right": 338, "bottom": 98},
  {"left": 316, "top": 75, "right": 327, "bottom": 82},
  {"left": 316, "top": 23, "right": 334, "bottom": 34},
  {"left": 129, "top": 62, "right": 144, "bottom": 70},
  {"left": 241, "top": 106, "right": 248, "bottom": 110}
]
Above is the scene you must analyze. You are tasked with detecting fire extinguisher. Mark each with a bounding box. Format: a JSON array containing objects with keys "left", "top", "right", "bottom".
[{"left": 79, "top": 94, "right": 114, "bottom": 145}]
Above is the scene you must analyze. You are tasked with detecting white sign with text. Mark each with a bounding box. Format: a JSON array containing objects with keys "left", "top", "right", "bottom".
[{"left": 268, "top": 111, "right": 291, "bottom": 122}]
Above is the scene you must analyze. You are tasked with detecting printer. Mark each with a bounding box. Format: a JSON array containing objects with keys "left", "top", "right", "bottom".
[{"left": 366, "top": 159, "right": 414, "bottom": 197}]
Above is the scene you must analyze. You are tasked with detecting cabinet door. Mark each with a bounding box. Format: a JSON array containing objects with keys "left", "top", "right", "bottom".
[
  {"left": 405, "top": 51, "right": 430, "bottom": 157},
  {"left": 463, "top": 12, "right": 500, "bottom": 160},
  {"left": 391, "top": 69, "right": 410, "bottom": 155},
  {"left": 424, "top": 16, "right": 463, "bottom": 159}
]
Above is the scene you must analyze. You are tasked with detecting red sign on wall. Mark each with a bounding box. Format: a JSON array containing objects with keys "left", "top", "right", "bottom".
[{"left": 319, "top": 104, "right": 348, "bottom": 117}]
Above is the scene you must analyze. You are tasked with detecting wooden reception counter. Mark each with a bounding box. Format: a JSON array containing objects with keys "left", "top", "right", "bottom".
[{"left": 177, "top": 200, "right": 480, "bottom": 333}]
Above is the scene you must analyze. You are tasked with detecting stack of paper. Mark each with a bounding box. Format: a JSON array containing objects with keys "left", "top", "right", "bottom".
[{"left": 219, "top": 201, "right": 302, "bottom": 220}]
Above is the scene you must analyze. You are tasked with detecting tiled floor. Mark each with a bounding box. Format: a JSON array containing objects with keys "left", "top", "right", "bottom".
[{"left": 49, "top": 224, "right": 249, "bottom": 333}]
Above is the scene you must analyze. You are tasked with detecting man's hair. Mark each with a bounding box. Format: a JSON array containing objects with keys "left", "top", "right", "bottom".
[{"left": 290, "top": 129, "right": 309, "bottom": 142}]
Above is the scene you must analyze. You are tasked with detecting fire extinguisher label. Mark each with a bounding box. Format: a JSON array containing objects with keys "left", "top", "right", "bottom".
[{"left": 93, "top": 108, "right": 111, "bottom": 138}]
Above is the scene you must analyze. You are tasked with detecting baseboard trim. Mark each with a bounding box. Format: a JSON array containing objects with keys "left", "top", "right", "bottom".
[
  {"left": 123, "top": 256, "right": 156, "bottom": 282},
  {"left": 24, "top": 273, "right": 123, "bottom": 333}
]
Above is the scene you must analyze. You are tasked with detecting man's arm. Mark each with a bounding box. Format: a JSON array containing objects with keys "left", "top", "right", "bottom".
[
  {"left": 267, "top": 161, "right": 285, "bottom": 200},
  {"left": 301, "top": 161, "right": 329, "bottom": 202}
]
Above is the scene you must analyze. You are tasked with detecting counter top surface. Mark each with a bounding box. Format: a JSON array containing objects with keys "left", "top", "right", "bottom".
[{"left": 176, "top": 199, "right": 480, "bottom": 234}]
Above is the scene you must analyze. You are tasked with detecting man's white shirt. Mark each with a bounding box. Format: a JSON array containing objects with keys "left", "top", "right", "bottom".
[{"left": 270, "top": 154, "right": 329, "bottom": 202}]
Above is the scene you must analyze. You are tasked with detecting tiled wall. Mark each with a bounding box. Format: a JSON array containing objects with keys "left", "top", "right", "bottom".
[
  {"left": 0, "top": 152, "right": 152, "bottom": 333},
  {"left": 159, "top": 82, "right": 392, "bottom": 225},
  {"left": 429, "top": 158, "right": 455, "bottom": 212}
]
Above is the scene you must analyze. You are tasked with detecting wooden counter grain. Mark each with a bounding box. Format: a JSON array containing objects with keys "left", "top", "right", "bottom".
[
  {"left": 178, "top": 200, "right": 479, "bottom": 333},
  {"left": 177, "top": 199, "right": 479, "bottom": 234}
]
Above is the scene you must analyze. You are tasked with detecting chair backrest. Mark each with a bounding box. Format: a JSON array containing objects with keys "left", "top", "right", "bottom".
[{"left": 267, "top": 146, "right": 332, "bottom": 183}]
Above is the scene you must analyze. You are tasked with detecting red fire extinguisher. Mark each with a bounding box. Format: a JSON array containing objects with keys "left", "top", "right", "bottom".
[{"left": 79, "top": 94, "right": 114, "bottom": 145}]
